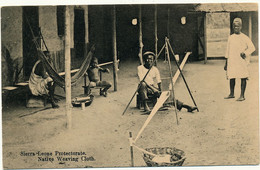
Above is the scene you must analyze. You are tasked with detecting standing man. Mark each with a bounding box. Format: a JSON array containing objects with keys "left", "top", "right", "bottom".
[{"left": 224, "top": 18, "right": 255, "bottom": 101}]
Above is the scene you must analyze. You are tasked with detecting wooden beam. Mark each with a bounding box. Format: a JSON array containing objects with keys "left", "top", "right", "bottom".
[
  {"left": 58, "top": 60, "right": 119, "bottom": 76},
  {"left": 85, "top": 5, "right": 89, "bottom": 44},
  {"left": 65, "top": 6, "right": 72, "bottom": 129},
  {"left": 154, "top": 5, "right": 158, "bottom": 63},
  {"left": 169, "top": 52, "right": 191, "bottom": 89},
  {"left": 112, "top": 5, "right": 118, "bottom": 91},
  {"left": 167, "top": 8, "right": 170, "bottom": 38},
  {"left": 165, "top": 38, "right": 179, "bottom": 125},
  {"left": 138, "top": 5, "right": 143, "bottom": 65},
  {"left": 129, "top": 132, "right": 134, "bottom": 167},
  {"left": 249, "top": 12, "right": 252, "bottom": 40},
  {"left": 204, "top": 13, "right": 207, "bottom": 64}
]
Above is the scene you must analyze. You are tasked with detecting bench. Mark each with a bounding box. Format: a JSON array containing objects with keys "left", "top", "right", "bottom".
[
  {"left": 2, "top": 82, "right": 47, "bottom": 108},
  {"left": 81, "top": 60, "right": 120, "bottom": 95}
]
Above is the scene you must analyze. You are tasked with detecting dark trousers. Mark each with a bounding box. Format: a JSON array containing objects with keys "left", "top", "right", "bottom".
[
  {"left": 172, "top": 99, "right": 183, "bottom": 111},
  {"left": 138, "top": 82, "right": 160, "bottom": 101},
  {"left": 138, "top": 82, "right": 183, "bottom": 110}
]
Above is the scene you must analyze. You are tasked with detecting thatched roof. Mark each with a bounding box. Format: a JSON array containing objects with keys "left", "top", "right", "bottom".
[{"left": 194, "top": 3, "right": 258, "bottom": 12}]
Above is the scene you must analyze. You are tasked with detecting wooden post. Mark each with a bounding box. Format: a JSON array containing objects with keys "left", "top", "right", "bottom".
[
  {"left": 85, "top": 5, "right": 89, "bottom": 44},
  {"left": 167, "top": 8, "right": 170, "bottom": 38},
  {"left": 165, "top": 38, "right": 179, "bottom": 125},
  {"left": 248, "top": 12, "right": 252, "bottom": 40},
  {"left": 154, "top": 4, "right": 158, "bottom": 64},
  {"left": 138, "top": 5, "right": 143, "bottom": 65},
  {"left": 167, "top": 39, "right": 199, "bottom": 112},
  {"left": 85, "top": 5, "right": 90, "bottom": 53},
  {"left": 112, "top": 6, "right": 118, "bottom": 91},
  {"left": 204, "top": 12, "right": 207, "bottom": 64},
  {"left": 65, "top": 6, "right": 72, "bottom": 129},
  {"left": 129, "top": 132, "right": 134, "bottom": 167}
]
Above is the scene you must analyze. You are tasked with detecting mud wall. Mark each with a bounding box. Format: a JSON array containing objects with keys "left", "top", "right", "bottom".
[
  {"left": 39, "top": 6, "right": 63, "bottom": 51},
  {"left": 1, "top": 7, "right": 23, "bottom": 85}
]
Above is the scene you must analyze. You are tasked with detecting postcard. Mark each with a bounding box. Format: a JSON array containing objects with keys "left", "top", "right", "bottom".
[{"left": 1, "top": 1, "right": 259, "bottom": 170}]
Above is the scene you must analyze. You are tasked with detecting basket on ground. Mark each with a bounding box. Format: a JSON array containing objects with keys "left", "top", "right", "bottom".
[{"left": 143, "top": 147, "right": 185, "bottom": 167}]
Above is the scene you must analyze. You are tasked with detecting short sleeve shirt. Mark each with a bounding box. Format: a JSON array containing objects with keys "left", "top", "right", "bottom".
[{"left": 137, "top": 65, "right": 161, "bottom": 85}]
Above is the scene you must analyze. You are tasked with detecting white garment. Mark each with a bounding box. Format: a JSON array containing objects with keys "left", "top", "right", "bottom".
[
  {"left": 29, "top": 60, "right": 53, "bottom": 96},
  {"left": 137, "top": 65, "right": 161, "bottom": 86},
  {"left": 225, "top": 33, "right": 255, "bottom": 79}
]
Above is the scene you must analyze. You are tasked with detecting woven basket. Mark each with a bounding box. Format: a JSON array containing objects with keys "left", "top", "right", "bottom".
[{"left": 143, "top": 147, "right": 186, "bottom": 167}]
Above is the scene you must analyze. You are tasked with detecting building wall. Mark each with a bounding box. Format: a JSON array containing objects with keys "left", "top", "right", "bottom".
[
  {"left": 251, "top": 12, "right": 258, "bottom": 55},
  {"left": 230, "top": 11, "right": 258, "bottom": 55},
  {"left": 1, "top": 5, "right": 92, "bottom": 86},
  {"left": 116, "top": 5, "right": 139, "bottom": 61},
  {"left": 89, "top": 5, "right": 113, "bottom": 63},
  {"left": 168, "top": 5, "right": 199, "bottom": 61},
  {"left": 39, "top": 6, "right": 63, "bottom": 51},
  {"left": 39, "top": 6, "right": 66, "bottom": 72},
  {"left": 206, "top": 12, "right": 230, "bottom": 58},
  {"left": 1, "top": 7, "right": 23, "bottom": 85},
  {"left": 1, "top": 7, "right": 23, "bottom": 61},
  {"left": 116, "top": 4, "right": 199, "bottom": 61},
  {"left": 39, "top": 5, "right": 89, "bottom": 72}
]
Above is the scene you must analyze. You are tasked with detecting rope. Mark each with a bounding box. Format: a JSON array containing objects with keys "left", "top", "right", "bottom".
[
  {"left": 39, "top": 29, "right": 49, "bottom": 52},
  {"left": 165, "top": 38, "right": 179, "bottom": 125}
]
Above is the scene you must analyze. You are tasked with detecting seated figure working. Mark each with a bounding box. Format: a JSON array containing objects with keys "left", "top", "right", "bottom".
[
  {"left": 29, "top": 51, "right": 59, "bottom": 108},
  {"left": 137, "top": 51, "right": 197, "bottom": 113},
  {"left": 86, "top": 57, "right": 112, "bottom": 97}
]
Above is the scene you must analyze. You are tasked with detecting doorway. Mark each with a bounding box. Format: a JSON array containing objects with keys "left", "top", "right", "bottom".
[
  {"left": 22, "top": 6, "right": 39, "bottom": 80},
  {"left": 74, "top": 8, "right": 86, "bottom": 59},
  {"left": 116, "top": 5, "right": 139, "bottom": 61}
]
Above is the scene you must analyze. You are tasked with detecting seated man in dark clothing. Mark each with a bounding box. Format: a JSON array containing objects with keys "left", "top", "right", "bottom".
[
  {"left": 28, "top": 51, "right": 59, "bottom": 108},
  {"left": 86, "top": 57, "right": 111, "bottom": 97},
  {"left": 137, "top": 51, "right": 197, "bottom": 113}
]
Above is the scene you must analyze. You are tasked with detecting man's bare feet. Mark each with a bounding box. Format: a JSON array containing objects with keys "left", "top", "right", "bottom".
[
  {"left": 236, "top": 97, "right": 245, "bottom": 101},
  {"left": 224, "top": 95, "right": 235, "bottom": 99}
]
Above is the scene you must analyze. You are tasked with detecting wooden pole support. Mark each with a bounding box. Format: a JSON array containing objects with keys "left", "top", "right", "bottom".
[
  {"left": 165, "top": 39, "right": 179, "bottom": 125},
  {"left": 154, "top": 4, "right": 158, "bottom": 65},
  {"left": 204, "top": 13, "right": 207, "bottom": 64},
  {"left": 249, "top": 13, "right": 252, "bottom": 40},
  {"left": 65, "top": 6, "right": 72, "bottom": 129},
  {"left": 167, "top": 38, "right": 199, "bottom": 112},
  {"left": 81, "top": 102, "right": 85, "bottom": 110},
  {"left": 129, "top": 132, "right": 134, "bottom": 167},
  {"left": 138, "top": 5, "right": 143, "bottom": 65},
  {"left": 112, "top": 5, "right": 118, "bottom": 91}
]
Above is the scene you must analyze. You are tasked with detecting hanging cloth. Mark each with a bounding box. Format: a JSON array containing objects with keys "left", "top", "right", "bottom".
[
  {"left": 25, "top": 15, "right": 94, "bottom": 89},
  {"left": 37, "top": 46, "right": 94, "bottom": 88}
]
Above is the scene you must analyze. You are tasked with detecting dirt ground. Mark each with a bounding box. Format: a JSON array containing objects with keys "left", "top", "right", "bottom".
[{"left": 1, "top": 57, "right": 259, "bottom": 169}]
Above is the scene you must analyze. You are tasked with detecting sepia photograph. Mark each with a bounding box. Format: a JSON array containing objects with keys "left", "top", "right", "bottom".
[{"left": 1, "top": 1, "right": 259, "bottom": 169}]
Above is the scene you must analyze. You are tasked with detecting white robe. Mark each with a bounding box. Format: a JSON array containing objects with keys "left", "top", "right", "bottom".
[
  {"left": 225, "top": 33, "right": 255, "bottom": 79},
  {"left": 29, "top": 60, "right": 52, "bottom": 96}
]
